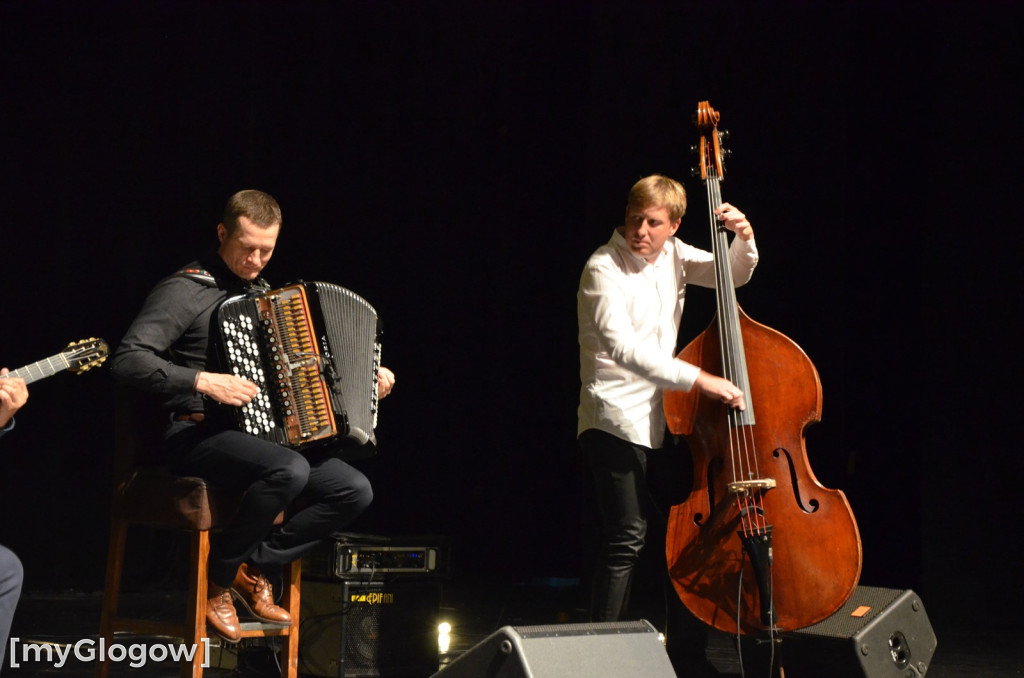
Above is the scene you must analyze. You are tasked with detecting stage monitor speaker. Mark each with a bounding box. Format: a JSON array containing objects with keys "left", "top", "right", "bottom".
[
  {"left": 300, "top": 579, "right": 440, "bottom": 677},
  {"left": 781, "top": 586, "right": 938, "bottom": 678},
  {"left": 430, "top": 620, "right": 677, "bottom": 678}
]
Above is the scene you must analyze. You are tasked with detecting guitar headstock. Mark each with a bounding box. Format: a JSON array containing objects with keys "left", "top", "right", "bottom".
[
  {"left": 693, "top": 100, "right": 727, "bottom": 182},
  {"left": 64, "top": 338, "right": 109, "bottom": 374}
]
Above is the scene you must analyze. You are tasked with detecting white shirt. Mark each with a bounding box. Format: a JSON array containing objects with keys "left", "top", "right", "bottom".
[{"left": 577, "top": 228, "right": 758, "bottom": 448}]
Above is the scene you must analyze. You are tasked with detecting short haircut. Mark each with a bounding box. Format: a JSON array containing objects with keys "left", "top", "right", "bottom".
[
  {"left": 222, "top": 190, "right": 282, "bottom": 234},
  {"left": 626, "top": 175, "right": 687, "bottom": 221}
]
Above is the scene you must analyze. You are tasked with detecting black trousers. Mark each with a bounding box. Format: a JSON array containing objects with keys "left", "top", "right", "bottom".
[
  {"left": 165, "top": 421, "right": 373, "bottom": 587},
  {"left": 580, "top": 428, "right": 713, "bottom": 675},
  {"left": 579, "top": 428, "right": 649, "bottom": 622}
]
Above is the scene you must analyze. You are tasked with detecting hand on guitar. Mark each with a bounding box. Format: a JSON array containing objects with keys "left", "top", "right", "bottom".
[
  {"left": 0, "top": 368, "right": 29, "bottom": 428},
  {"left": 195, "top": 371, "right": 259, "bottom": 407},
  {"left": 694, "top": 370, "right": 746, "bottom": 411},
  {"left": 714, "top": 202, "right": 754, "bottom": 241}
]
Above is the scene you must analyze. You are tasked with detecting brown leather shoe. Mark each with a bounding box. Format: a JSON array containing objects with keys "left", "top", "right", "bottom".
[
  {"left": 207, "top": 582, "right": 241, "bottom": 643},
  {"left": 231, "top": 563, "right": 292, "bottom": 625}
]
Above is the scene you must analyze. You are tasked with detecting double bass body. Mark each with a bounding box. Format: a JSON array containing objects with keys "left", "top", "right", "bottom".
[{"left": 664, "top": 310, "right": 861, "bottom": 634}]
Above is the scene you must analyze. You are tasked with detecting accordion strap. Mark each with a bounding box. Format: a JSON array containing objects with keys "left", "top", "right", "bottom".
[
  {"left": 171, "top": 266, "right": 270, "bottom": 293},
  {"left": 174, "top": 266, "right": 217, "bottom": 287}
]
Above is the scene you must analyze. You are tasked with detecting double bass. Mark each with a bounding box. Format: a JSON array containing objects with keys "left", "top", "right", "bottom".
[{"left": 663, "top": 102, "right": 862, "bottom": 635}]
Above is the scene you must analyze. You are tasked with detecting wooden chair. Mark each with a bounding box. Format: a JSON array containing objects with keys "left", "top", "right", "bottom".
[{"left": 97, "top": 389, "right": 301, "bottom": 678}]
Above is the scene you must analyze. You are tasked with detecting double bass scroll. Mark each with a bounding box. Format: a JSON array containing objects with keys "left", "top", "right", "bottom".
[{"left": 663, "top": 101, "right": 862, "bottom": 635}]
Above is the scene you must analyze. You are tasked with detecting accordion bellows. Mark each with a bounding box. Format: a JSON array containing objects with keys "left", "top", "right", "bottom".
[{"left": 215, "top": 281, "right": 381, "bottom": 454}]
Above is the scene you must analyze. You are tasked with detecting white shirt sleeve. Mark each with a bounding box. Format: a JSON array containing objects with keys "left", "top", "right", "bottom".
[
  {"left": 683, "top": 235, "right": 759, "bottom": 289},
  {"left": 579, "top": 259, "right": 702, "bottom": 391}
]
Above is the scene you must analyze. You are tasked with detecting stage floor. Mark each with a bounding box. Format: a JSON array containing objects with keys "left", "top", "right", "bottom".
[{"left": 6, "top": 581, "right": 1022, "bottom": 677}]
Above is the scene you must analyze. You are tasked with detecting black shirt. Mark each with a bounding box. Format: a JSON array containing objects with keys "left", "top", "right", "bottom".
[{"left": 111, "top": 252, "right": 269, "bottom": 416}]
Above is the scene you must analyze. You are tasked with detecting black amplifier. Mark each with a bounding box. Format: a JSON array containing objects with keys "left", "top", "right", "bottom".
[
  {"left": 300, "top": 579, "right": 441, "bottom": 677},
  {"left": 305, "top": 532, "right": 449, "bottom": 581}
]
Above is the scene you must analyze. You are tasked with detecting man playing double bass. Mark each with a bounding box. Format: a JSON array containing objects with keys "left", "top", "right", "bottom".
[{"left": 577, "top": 174, "right": 756, "bottom": 673}]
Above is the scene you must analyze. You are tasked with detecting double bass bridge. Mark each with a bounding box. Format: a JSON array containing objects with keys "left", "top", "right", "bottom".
[{"left": 728, "top": 478, "right": 777, "bottom": 495}]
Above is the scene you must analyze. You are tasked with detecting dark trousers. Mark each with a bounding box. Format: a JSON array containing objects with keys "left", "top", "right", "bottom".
[
  {"left": 580, "top": 428, "right": 649, "bottom": 622},
  {"left": 580, "top": 428, "right": 713, "bottom": 675},
  {"left": 0, "top": 544, "right": 23, "bottom": 671},
  {"left": 165, "top": 421, "right": 372, "bottom": 587}
]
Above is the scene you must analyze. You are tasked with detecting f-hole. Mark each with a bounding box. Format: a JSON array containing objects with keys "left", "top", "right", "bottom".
[{"left": 773, "top": 447, "right": 820, "bottom": 514}]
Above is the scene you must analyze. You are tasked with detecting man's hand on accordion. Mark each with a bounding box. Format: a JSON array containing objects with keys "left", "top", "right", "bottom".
[
  {"left": 195, "top": 371, "right": 260, "bottom": 407},
  {"left": 377, "top": 366, "right": 395, "bottom": 400}
]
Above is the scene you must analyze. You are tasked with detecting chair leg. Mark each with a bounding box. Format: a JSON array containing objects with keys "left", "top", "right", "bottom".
[
  {"left": 96, "top": 519, "right": 128, "bottom": 678},
  {"left": 279, "top": 559, "right": 301, "bottom": 678},
  {"left": 180, "top": 530, "right": 210, "bottom": 678}
]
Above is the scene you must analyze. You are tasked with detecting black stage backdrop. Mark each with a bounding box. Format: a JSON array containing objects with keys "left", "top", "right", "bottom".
[{"left": 1, "top": 1, "right": 1020, "bottom": 635}]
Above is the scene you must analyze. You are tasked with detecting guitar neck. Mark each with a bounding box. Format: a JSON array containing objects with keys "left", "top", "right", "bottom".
[{"left": 6, "top": 354, "right": 69, "bottom": 385}]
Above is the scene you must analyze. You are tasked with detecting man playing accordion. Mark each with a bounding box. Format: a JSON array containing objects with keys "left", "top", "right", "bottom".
[{"left": 112, "top": 189, "right": 395, "bottom": 642}]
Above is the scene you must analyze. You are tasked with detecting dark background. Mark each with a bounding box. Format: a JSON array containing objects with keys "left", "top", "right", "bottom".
[{"left": 1, "top": 0, "right": 1020, "bottom": 639}]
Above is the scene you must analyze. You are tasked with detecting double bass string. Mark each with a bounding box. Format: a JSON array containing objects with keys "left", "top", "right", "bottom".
[
  {"left": 706, "top": 174, "right": 748, "bottom": 526},
  {"left": 705, "top": 169, "right": 739, "bottom": 482},
  {"left": 706, "top": 169, "right": 773, "bottom": 647},
  {"left": 705, "top": 165, "right": 767, "bottom": 542}
]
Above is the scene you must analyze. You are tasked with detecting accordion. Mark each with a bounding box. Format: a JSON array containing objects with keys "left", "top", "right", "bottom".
[{"left": 214, "top": 281, "right": 381, "bottom": 455}]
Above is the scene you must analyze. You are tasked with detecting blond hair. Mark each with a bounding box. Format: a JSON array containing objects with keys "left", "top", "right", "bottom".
[{"left": 626, "top": 175, "right": 687, "bottom": 221}]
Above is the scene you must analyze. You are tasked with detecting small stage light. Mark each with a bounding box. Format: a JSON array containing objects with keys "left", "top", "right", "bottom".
[{"left": 438, "top": 621, "right": 452, "bottom": 653}]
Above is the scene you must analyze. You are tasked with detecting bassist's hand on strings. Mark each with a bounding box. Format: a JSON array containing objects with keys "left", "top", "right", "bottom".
[
  {"left": 195, "top": 371, "right": 259, "bottom": 407},
  {"left": 714, "top": 202, "right": 753, "bottom": 241},
  {"left": 694, "top": 370, "right": 746, "bottom": 410}
]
